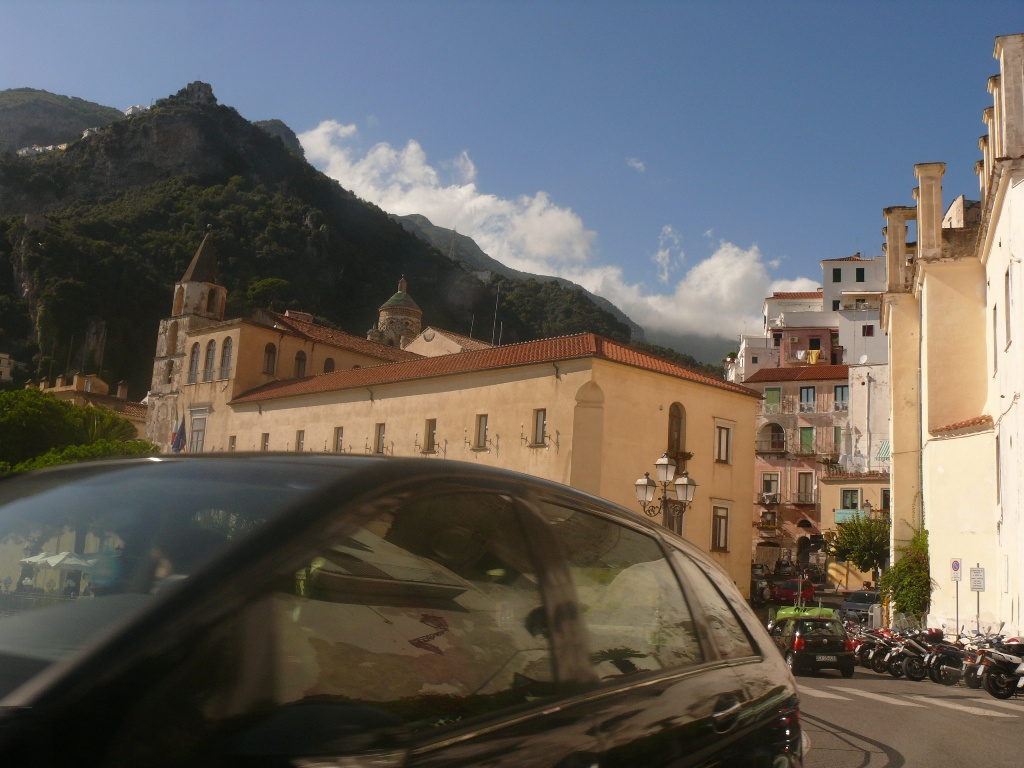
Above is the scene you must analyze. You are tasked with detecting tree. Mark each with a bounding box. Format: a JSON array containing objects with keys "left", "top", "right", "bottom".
[
  {"left": 879, "top": 528, "right": 933, "bottom": 620},
  {"left": 0, "top": 388, "right": 157, "bottom": 475},
  {"left": 826, "top": 514, "right": 890, "bottom": 583}
]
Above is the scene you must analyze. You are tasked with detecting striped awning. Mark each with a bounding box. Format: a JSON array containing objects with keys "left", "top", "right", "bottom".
[{"left": 876, "top": 440, "right": 891, "bottom": 462}]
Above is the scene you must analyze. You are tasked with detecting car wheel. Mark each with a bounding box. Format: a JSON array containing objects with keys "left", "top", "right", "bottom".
[{"left": 840, "top": 664, "right": 855, "bottom": 678}]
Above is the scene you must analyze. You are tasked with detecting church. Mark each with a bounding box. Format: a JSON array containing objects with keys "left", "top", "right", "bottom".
[{"left": 145, "top": 233, "right": 759, "bottom": 594}]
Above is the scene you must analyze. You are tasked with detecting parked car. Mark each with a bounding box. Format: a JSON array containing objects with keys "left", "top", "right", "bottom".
[
  {"left": 805, "top": 565, "right": 825, "bottom": 584},
  {"left": 774, "top": 561, "right": 796, "bottom": 578},
  {"left": 0, "top": 456, "right": 803, "bottom": 767},
  {"left": 751, "top": 562, "right": 772, "bottom": 580},
  {"left": 769, "top": 615, "right": 856, "bottom": 677},
  {"left": 770, "top": 578, "right": 816, "bottom": 605},
  {"left": 840, "top": 589, "right": 881, "bottom": 622}
]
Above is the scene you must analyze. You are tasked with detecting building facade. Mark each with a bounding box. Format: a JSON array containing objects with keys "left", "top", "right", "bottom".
[
  {"left": 881, "top": 33, "right": 1024, "bottom": 633},
  {"left": 145, "top": 243, "right": 761, "bottom": 594}
]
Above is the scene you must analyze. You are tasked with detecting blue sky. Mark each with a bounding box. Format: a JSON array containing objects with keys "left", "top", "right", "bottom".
[{"left": 2, "top": 1, "right": 1019, "bottom": 356}]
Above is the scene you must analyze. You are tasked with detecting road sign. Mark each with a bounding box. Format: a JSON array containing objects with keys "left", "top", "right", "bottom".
[
  {"left": 970, "top": 567, "right": 985, "bottom": 591},
  {"left": 951, "top": 558, "right": 962, "bottom": 581}
]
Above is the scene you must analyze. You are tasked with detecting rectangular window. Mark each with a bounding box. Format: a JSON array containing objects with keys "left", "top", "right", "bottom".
[
  {"left": 862, "top": 325, "right": 874, "bottom": 337},
  {"left": 228, "top": 435, "right": 236, "bottom": 452},
  {"left": 751, "top": 355, "right": 758, "bottom": 364},
  {"left": 881, "top": 489, "right": 891, "bottom": 511},
  {"left": 809, "top": 337, "right": 821, "bottom": 351},
  {"left": 714, "top": 425, "right": 732, "bottom": 463},
  {"left": 374, "top": 423, "right": 386, "bottom": 454},
  {"left": 187, "top": 417, "right": 206, "bottom": 453},
  {"left": 832, "top": 267, "right": 842, "bottom": 282},
  {"left": 475, "top": 414, "right": 489, "bottom": 449},
  {"left": 834, "top": 385, "right": 849, "bottom": 411},
  {"left": 856, "top": 267, "right": 865, "bottom": 282},
  {"left": 532, "top": 408, "right": 546, "bottom": 445},
  {"left": 423, "top": 419, "right": 436, "bottom": 452},
  {"left": 841, "top": 489, "right": 860, "bottom": 509},
  {"left": 761, "top": 472, "right": 779, "bottom": 494},
  {"left": 832, "top": 299, "right": 840, "bottom": 311},
  {"left": 799, "top": 386, "right": 816, "bottom": 412},
  {"left": 773, "top": 332, "right": 782, "bottom": 347},
  {"left": 295, "top": 429, "right": 305, "bottom": 452},
  {"left": 799, "top": 426, "right": 814, "bottom": 454},
  {"left": 260, "top": 433, "right": 270, "bottom": 452},
  {"left": 764, "top": 387, "right": 781, "bottom": 414},
  {"left": 834, "top": 425, "right": 843, "bottom": 452},
  {"left": 712, "top": 506, "right": 729, "bottom": 552},
  {"left": 796, "top": 471, "right": 814, "bottom": 504},
  {"left": 334, "top": 427, "right": 344, "bottom": 453}
]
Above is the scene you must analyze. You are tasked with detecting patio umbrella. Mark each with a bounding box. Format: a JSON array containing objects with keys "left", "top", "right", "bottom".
[{"left": 20, "top": 552, "right": 95, "bottom": 570}]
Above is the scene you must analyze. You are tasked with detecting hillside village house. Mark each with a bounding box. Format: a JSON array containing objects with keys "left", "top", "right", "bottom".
[
  {"left": 145, "top": 237, "right": 760, "bottom": 593},
  {"left": 725, "top": 255, "right": 891, "bottom": 584},
  {"left": 882, "top": 33, "right": 1024, "bottom": 634}
]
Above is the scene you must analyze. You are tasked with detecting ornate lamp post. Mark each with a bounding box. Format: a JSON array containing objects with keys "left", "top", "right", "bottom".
[{"left": 635, "top": 452, "right": 698, "bottom": 535}]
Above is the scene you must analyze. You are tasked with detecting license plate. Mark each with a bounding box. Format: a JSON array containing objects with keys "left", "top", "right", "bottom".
[{"left": 816, "top": 655, "right": 837, "bottom": 662}]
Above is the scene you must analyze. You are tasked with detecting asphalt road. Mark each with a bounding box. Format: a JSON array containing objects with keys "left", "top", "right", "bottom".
[{"left": 796, "top": 665, "right": 1024, "bottom": 767}]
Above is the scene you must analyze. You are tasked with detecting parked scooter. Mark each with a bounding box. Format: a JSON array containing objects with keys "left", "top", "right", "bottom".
[{"left": 977, "top": 633, "right": 1024, "bottom": 699}]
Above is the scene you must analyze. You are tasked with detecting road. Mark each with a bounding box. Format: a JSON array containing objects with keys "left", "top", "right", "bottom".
[{"left": 796, "top": 665, "right": 1024, "bottom": 767}]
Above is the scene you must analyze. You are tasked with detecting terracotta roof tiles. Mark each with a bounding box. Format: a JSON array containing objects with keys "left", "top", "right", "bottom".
[
  {"left": 232, "top": 333, "right": 759, "bottom": 404},
  {"left": 932, "top": 415, "right": 993, "bottom": 434},
  {"left": 257, "top": 310, "right": 421, "bottom": 363},
  {"left": 744, "top": 364, "right": 849, "bottom": 384},
  {"left": 770, "top": 291, "right": 823, "bottom": 299}
]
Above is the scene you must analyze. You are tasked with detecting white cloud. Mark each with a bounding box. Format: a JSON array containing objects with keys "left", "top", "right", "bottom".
[
  {"left": 299, "top": 121, "right": 816, "bottom": 341},
  {"left": 627, "top": 157, "right": 645, "bottom": 173}
]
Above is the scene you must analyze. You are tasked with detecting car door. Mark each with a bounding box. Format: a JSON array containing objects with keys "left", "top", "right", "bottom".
[
  {"left": 529, "top": 497, "right": 766, "bottom": 767},
  {"left": 3, "top": 477, "right": 604, "bottom": 768}
]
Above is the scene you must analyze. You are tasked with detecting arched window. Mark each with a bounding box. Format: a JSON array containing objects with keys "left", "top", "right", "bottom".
[
  {"left": 323, "top": 357, "right": 335, "bottom": 373},
  {"left": 667, "top": 402, "right": 686, "bottom": 459},
  {"left": 172, "top": 286, "right": 184, "bottom": 316},
  {"left": 164, "top": 360, "right": 174, "bottom": 384},
  {"left": 187, "top": 343, "right": 200, "bottom": 384},
  {"left": 203, "top": 340, "right": 216, "bottom": 382},
  {"left": 757, "top": 423, "right": 786, "bottom": 453},
  {"left": 263, "top": 343, "right": 277, "bottom": 375},
  {"left": 294, "top": 351, "right": 307, "bottom": 378},
  {"left": 219, "top": 337, "right": 233, "bottom": 379}
]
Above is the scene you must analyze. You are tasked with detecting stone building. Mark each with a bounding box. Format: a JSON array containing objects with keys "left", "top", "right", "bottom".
[{"left": 145, "top": 240, "right": 760, "bottom": 594}]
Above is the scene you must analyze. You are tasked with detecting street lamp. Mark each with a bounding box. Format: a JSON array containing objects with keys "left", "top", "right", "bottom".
[
  {"left": 861, "top": 499, "right": 873, "bottom": 518},
  {"left": 635, "top": 452, "right": 698, "bottom": 534}
]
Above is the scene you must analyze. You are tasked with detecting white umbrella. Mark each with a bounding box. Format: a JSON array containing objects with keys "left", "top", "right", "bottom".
[
  {"left": 18, "top": 552, "right": 55, "bottom": 565},
  {"left": 20, "top": 552, "right": 95, "bottom": 570}
]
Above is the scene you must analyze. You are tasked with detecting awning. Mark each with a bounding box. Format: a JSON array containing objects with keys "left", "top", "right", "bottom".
[{"left": 875, "top": 440, "right": 891, "bottom": 462}]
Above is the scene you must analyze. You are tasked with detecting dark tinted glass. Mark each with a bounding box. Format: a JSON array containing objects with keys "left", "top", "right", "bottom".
[
  {"left": 0, "top": 458, "right": 348, "bottom": 696},
  {"left": 673, "top": 555, "right": 757, "bottom": 660},
  {"left": 536, "top": 502, "right": 704, "bottom": 676}
]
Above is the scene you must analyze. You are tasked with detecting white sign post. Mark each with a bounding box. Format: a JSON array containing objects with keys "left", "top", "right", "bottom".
[
  {"left": 951, "top": 558, "right": 962, "bottom": 632},
  {"left": 970, "top": 565, "right": 985, "bottom": 632}
]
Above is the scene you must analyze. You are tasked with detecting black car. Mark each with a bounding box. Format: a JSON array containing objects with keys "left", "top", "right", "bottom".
[
  {"left": 769, "top": 615, "right": 856, "bottom": 677},
  {"left": 0, "top": 456, "right": 802, "bottom": 767},
  {"left": 839, "top": 590, "right": 881, "bottom": 623}
]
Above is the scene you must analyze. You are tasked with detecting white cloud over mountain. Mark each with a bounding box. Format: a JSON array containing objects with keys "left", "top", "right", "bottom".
[{"left": 299, "top": 120, "right": 818, "bottom": 341}]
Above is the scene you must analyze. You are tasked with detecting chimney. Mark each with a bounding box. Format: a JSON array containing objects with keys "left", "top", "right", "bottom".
[
  {"left": 883, "top": 206, "right": 915, "bottom": 292},
  {"left": 994, "top": 34, "right": 1024, "bottom": 158},
  {"left": 914, "top": 163, "right": 945, "bottom": 262},
  {"left": 117, "top": 380, "right": 128, "bottom": 400}
]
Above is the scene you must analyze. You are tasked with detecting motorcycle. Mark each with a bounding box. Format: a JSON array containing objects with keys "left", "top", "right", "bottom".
[{"left": 978, "top": 636, "right": 1024, "bottom": 699}]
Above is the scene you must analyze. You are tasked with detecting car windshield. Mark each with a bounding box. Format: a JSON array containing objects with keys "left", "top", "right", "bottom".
[
  {"left": 796, "top": 619, "right": 845, "bottom": 636},
  {"left": 0, "top": 457, "right": 351, "bottom": 698},
  {"left": 848, "top": 591, "right": 878, "bottom": 603}
]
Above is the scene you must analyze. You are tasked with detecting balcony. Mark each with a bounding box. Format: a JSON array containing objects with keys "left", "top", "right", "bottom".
[
  {"left": 755, "top": 439, "right": 787, "bottom": 453},
  {"left": 834, "top": 401, "right": 849, "bottom": 412}
]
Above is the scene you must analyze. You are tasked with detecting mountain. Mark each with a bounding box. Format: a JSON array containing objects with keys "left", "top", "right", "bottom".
[
  {"left": 394, "top": 213, "right": 645, "bottom": 341},
  {"left": 0, "top": 88, "right": 124, "bottom": 154},
  {"left": 0, "top": 82, "right": 635, "bottom": 397}
]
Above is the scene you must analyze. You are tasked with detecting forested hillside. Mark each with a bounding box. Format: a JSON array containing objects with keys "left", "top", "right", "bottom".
[{"left": 0, "top": 83, "right": 637, "bottom": 398}]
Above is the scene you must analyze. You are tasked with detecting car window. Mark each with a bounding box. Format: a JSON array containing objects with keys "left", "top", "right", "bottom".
[
  {"left": 671, "top": 554, "right": 757, "bottom": 660},
  {"left": 796, "top": 620, "right": 845, "bottom": 636},
  {"left": 534, "top": 502, "right": 704, "bottom": 678}
]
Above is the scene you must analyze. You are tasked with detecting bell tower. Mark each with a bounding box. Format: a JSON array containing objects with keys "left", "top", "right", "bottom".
[
  {"left": 369, "top": 277, "right": 422, "bottom": 348},
  {"left": 145, "top": 232, "right": 228, "bottom": 449}
]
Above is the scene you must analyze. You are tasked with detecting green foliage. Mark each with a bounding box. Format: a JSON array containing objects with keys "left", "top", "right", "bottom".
[
  {"left": 493, "top": 276, "right": 631, "bottom": 343},
  {"left": 879, "top": 528, "right": 933, "bottom": 619},
  {"left": 0, "top": 388, "right": 153, "bottom": 472},
  {"left": 827, "top": 514, "right": 890, "bottom": 580},
  {"left": 12, "top": 438, "right": 158, "bottom": 474}
]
